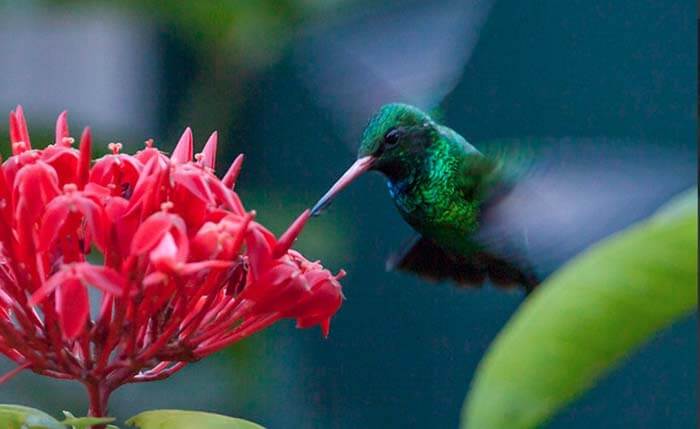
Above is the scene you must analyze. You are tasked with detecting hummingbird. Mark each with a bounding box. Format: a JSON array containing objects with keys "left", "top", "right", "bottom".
[
  {"left": 309, "top": 102, "right": 696, "bottom": 293},
  {"left": 299, "top": 3, "right": 695, "bottom": 293},
  {"left": 311, "top": 103, "right": 540, "bottom": 292}
]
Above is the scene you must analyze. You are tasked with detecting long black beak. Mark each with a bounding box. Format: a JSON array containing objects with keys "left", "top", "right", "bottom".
[{"left": 311, "top": 156, "right": 376, "bottom": 216}]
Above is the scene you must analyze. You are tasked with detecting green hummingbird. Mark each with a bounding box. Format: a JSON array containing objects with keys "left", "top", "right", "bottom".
[
  {"left": 300, "top": 3, "right": 694, "bottom": 293},
  {"left": 311, "top": 103, "right": 540, "bottom": 292}
]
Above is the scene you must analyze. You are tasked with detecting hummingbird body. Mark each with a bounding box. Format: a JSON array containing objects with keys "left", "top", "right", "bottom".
[
  {"left": 312, "top": 103, "right": 538, "bottom": 290},
  {"left": 385, "top": 124, "right": 482, "bottom": 254}
]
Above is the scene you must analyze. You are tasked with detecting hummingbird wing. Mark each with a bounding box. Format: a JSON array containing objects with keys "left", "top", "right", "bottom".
[
  {"left": 385, "top": 144, "right": 539, "bottom": 293},
  {"left": 293, "top": 0, "right": 495, "bottom": 144},
  {"left": 388, "top": 138, "right": 695, "bottom": 291},
  {"left": 472, "top": 137, "right": 697, "bottom": 276},
  {"left": 387, "top": 235, "right": 539, "bottom": 292}
]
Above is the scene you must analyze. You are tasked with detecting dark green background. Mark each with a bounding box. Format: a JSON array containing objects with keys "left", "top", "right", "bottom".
[{"left": 0, "top": 1, "right": 696, "bottom": 427}]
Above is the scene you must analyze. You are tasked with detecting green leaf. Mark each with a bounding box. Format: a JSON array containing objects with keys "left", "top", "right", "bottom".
[
  {"left": 61, "top": 416, "right": 116, "bottom": 428},
  {"left": 0, "top": 404, "right": 65, "bottom": 429},
  {"left": 462, "top": 188, "right": 698, "bottom": 429},
  {"left": 126, "top": 410, "right": 264, "bottom": 429}
]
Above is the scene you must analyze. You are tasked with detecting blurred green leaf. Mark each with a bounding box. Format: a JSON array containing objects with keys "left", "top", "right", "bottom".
[
  {"left": 61, "top": 416, "right": 116, "bottom": 428},
  {"left": 462, "top": 188, "right": 698, "bottom": 429},
  {"left": 0, "top": 404, "right": 65, "bottom": 429},
  {"left": 126, "top": 410, "right": 264, "bottom": 429}
]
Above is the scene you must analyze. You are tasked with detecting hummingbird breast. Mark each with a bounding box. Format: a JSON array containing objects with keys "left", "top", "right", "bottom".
[{"left": 387, "top": 150, "right": 480, "bottom": 253}]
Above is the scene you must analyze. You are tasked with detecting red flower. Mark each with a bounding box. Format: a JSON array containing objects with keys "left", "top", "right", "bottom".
[{"left": 0, "top": 106, "right": 344, "bottom": 417}]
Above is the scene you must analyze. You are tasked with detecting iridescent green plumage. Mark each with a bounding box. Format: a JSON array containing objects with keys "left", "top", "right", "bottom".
[
  {"left": 358, "top": 103, "right": 539, "bottom": 289},
  {"left": 312, "top": 103, "right": 538, "bottom": 290},
  {"left": 359, "top": 104, "right": 506, "bottom": 255}
]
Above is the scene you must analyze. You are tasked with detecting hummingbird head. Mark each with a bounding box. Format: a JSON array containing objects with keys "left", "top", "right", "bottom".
[
  {"left": 311, "top": 103, "right": 436, "bottom": 215},
  {"left": 358, "top": 103, "right": 436, "bottom": 168}
]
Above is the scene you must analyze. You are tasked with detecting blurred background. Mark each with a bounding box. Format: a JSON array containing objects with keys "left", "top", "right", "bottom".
[{"left": 0, "top": 0, "right": 696, "bottom": 427}]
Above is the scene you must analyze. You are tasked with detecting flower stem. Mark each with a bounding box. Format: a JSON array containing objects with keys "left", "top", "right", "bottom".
[{"left": 85, "top": 381, "right": 110, "bottom": 428}]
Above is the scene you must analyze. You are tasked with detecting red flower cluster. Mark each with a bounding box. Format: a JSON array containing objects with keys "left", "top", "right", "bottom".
[{"left": 0, "top": 106, "right": 344, "bottom": 416}]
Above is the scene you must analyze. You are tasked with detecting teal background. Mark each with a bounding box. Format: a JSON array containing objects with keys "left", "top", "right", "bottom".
[{"left": 0, "top": 1, "right": 696, "bottom": 427}]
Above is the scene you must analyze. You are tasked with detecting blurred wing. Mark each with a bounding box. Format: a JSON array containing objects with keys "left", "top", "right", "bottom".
[
  {"left": 387, "top": 235, "right": 540, "bottom": 292},
  {"left": 474, "top": 138, "right": 697, "bottom": 276},
  {"left": 293, "top": 0, "right": 495, "bottom": 144}
]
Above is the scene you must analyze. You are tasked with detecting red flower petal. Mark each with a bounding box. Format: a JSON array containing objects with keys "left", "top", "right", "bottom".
[
  {"left": 222, "top": 154, "right": 244, "bottom": 189},
  {"left": 191, "top": 224, "right": 220, "bottom": 260},
  {"left": 56, "top": 277, "right": 89, "bottom": 340},
  {"left": 201, "top": 131, "right": 217, "bottom": 170},
  {"left": 74, "top": 196, "right": 108, "bottom": 251},
  {"left": 179, "top": 260, "right": 234, "bottom": 275},
  {"left": 76, "top": 264, "right": 127, "bottom": 296},
  {"left": 10, "top": 106, "right": 31, "bottom": 149},
  {"left": 245, "top": 264, "right": 309, "bottom": 315},
  {"left": 290, "top": 275, "right": 343, "bottom": 318},
  {"left": 286, "top": 267, "right": 344, "bottom": 337},
  {"left": 12, "top": 162, "right": 60, "bottom": 225},
  {"left": 77, "top": 127, "right": 92, "bottom": 189},
  {"left": 30, "top": 270, "right": 69, "bottom": 305},
  {"left": 149, "top": 232, "right": 179, "bottom": 269},
  {"left": 171, "top": 127, "right": 193, "bottom": 164},
  {"left": 15, "top": 106, "right": 31, "bottom": 148},
  {"left": 209, "top": 177, "right": 246, "bottom": 214},
  {"left": 8, "top": 111, "right": 21, "bottom": 146},
  {"left": 37, "top": 197, "right": 71, "bottom": 251},
  {"left": 54, "top": 111, "right": 69, "bottom": 146},
  {"left": 296, "top": 316, "right": 333, "bottom": 337},
  {"left": 172, "top": 169, "right": 213, "bottom": 204},
  {"left": 130, "top": 213, "right": 175, "bottom": 255},
  {"left": 245, "top": 227, "right": 275, "bottom": 281},
  {"left": 0, "top": 165, "right": 12, "bottom": 238},
  {"left": 107, "top": 197, "right": 139, "bottom": 256},
  {"left": 126, "top": 156, "right": 162, "bottom": 213},
  {"left": 274, "top": 210, "right": 310, "bottom": 258}
]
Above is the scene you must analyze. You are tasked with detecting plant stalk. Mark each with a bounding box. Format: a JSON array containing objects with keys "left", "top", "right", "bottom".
[{"left": 85, "top": 381, "right": 110, "bottom": 428}]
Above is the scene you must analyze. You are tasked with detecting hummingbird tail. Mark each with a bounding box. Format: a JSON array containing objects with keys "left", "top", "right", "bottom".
[{"left": 386, "top": 236, "right": 539, "bottom": 293}]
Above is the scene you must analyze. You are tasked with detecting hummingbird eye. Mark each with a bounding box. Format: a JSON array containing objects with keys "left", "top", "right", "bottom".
[{"left": 383, "top": 128, "right": 402, "bottom": 148}]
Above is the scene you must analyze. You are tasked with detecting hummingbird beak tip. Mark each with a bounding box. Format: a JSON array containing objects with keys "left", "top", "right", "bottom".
[
  {"left": 309, "top": 204, "right": 324, "bottom": 217},
  {"left": 310, "top": 156, "right": 375, "bottom": 217}
]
